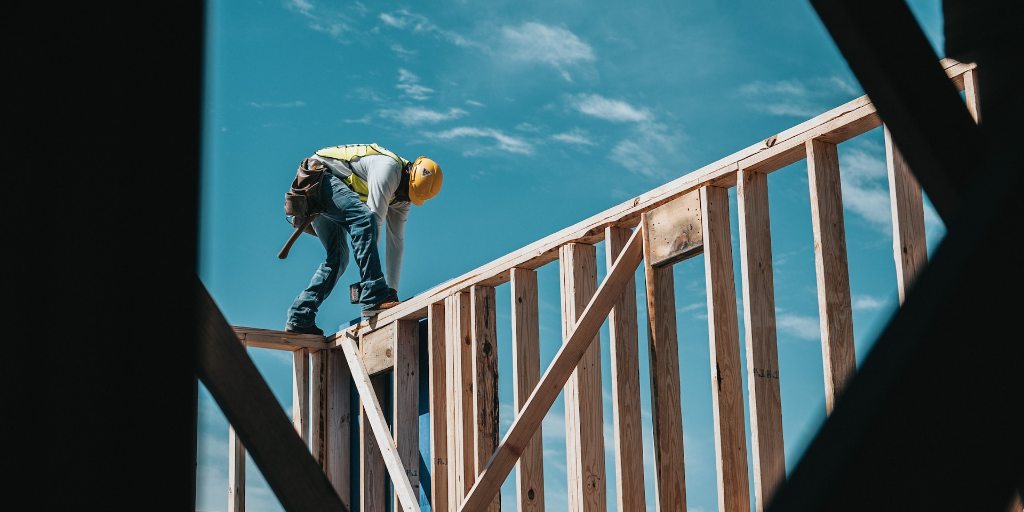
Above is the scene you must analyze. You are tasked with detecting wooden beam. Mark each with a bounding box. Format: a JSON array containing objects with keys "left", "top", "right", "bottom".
[
  {"left": 702, "top": 185, "right": 751, "bottom": 512},
  {"left": 964, "top": 68, "right": 981, "bottom": 123},
  {"left": 471, "top": 286, "right": 501, "bottom": 511},
  {"left": 737, "top": 169, "right": 786, "bottom": 511},
  {"left": 311, "top": 350, "right": 328, "bottom": 466},
  {"left": 605, "top": 226, "right": 647, "bottom": 511},
  {"left": 560, "top": 243, "right": 608, "bottom": 512},
  {"left": 445, "top": 292, "right": 473, "bottom": 509},
  {"left": 335, "top": 60, "right": 974, "bottom": 341},
  {"left": 643, "top": 191, "right": 703, "bottom": 267},
  {"left": 394, "top": 320, "right": 421, "bottom": 510},
  {"left": 809, "top": 1, "right": 982, "bottom": 224},
  {"left": 361, "top": 375, "right": 388, "bottom": 512},
  {"left": 292, "top": 349, "right": 309, "bottom": 443},
  {"left": 339, "top": 333, "right": 422, "bottom": 512},
  {"left": 362, "top": 323, "right": 397, "bottom": 376},
  {"left": 328, "top": 346, "right": 352, "bottom": 507},
  {"left": 428, "top": 303, "right": 449, "bottom": 512},
  {"left": 460, "top": 227, "right": 644, "bottom": 512},
  {"left": 234, "top": 326, "right": 327, "bottom": 352},
  {"left": 806, "top": 139, "right": 857, "bottom": 413},
  {"left": 511, "top": 268, "right": 546, "bottom": 512},
  {"left": 197, "top": 283, "right": 348, "bottom": 511},
  {"left": 885, "top": 127, "right": 928, "bottom": 304},
  {"left": 228, "top": 427, "right": 245, "bottom": 512},
  {"left": 641, "top": 212, "right": 688, "bottom": 511}
]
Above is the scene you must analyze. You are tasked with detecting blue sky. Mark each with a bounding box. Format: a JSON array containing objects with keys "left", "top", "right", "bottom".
[{"left": 198, "top": 1, "right": 947, "bottom": 510}]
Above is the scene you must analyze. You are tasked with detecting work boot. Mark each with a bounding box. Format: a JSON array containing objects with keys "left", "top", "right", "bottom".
[
  {"left": 362, "top": 288, "right": 401, "bottom": 317},
  {"left": 285, "top": 323, "right": 324, "bottom": 336}
]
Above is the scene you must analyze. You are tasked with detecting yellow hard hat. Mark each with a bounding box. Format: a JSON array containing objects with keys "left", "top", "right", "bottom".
[{"left": 408, "top": 156, "right": 443, "bottom": 206}]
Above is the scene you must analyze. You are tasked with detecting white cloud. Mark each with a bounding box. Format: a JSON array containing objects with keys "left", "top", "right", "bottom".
[
  {"left": 286, "top": 0, "right": 349, "bottom": 39},
  {"left": 776, "top": 311, "right": 820, "bottom": 341},
  {"left": 739, "top": 80, "right": 808, "bottom": 97},
  {"left": 431, "top": 126, "right": 534, "bottom": 155},
  {"left": 760, "top": 102, "right": 821, "bottom": 118},
  {"left": 390, "top": 43, "right": 417, "bottom": 57},
  {"left": 396, "top": 68, "right": 433, "bottom": 100},
  {"left": 500, "top": 22, "right": 595, "bottom": 81},
  {"left": 515, "top": 122, "right": 542, "bottom": 132},
  {"left": 379, "top": 9, "right": 480, "bottom": 48},
  {"left": 852, "top": 294, "right": 887, "bottom": 311},
  {"left": 569, "top": 93, "right": 685, "bottom": 177},
  {"left": 829, "top": 75, "right": 859, "bottom": 95},
  {"left": 839, "top": 144, "right": 895, "bottom": 232},
  {"left": 739, "top": 75, "right": 860, "bottom": 118},
  {"left": 379, "top": 106, "right": 467, "bottom": 125},
  {"left": 379, "top": 12, "right": 405, "bottom": 28},
  {"left": 677, "top": 302, "right": 706, "bottom": 315},
  {"left": 551, "top": 129, "right": 595, "bottom": 146},
  {"left": 465, "top": 99, "right": 485, "bottom": 108},
  {"left": 287, "top": 0, "right": 313, "bottom": 14},
  {"left": 571, "top": 94, "right": 651, "bottom": 123},
  {"left": 248, "top": 100, "right": 306, "bottom": 109},
  {"left": 612, "top": 122, "right": 685, "bottom": 178}
]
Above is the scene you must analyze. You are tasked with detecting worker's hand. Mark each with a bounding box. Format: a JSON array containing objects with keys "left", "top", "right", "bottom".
[{"left": 289, "top": 214, "right": 307, "bottom": 228}]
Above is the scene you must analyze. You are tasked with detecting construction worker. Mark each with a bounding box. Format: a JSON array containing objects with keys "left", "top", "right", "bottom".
[{"left": 285, "top": 143, "right": 443, "bottom": 335}]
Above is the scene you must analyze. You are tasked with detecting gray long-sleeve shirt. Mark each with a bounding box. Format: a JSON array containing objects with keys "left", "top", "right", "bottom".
[{"left": 311, "top": 154, "right": 410, "bottom": 292}]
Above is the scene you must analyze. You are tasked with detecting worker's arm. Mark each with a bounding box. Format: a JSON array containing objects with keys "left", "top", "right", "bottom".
[
  {"left": 364, "top": 157, "right": 406, "bottom": 292},
  {"left": 385, "top": 202, "right": 410, "bottom": 292}
]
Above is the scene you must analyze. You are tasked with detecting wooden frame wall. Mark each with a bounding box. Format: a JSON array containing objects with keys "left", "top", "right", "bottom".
[{"left": 221, "top": 60, "right": 980, "bottom": 512}]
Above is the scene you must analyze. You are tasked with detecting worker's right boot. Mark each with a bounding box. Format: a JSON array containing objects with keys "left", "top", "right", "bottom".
[{"left": 362, "top": 288, "right": 400, "bottom": 317}]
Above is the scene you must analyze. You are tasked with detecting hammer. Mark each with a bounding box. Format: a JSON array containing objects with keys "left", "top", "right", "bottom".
[{"left": 277, "top": 215, "right": 316, "bottom": 259}]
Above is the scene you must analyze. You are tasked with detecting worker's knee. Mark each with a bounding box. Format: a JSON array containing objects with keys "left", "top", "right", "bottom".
[{"left": 348, "top": 208, "right": 377, "bottom": 236}]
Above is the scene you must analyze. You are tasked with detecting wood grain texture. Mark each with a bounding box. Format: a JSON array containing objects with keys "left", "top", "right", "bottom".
[
  {"left": 362, "top": 323, "right": 396, "bottom": 376},
  {"left": 292, "top": 349, "right": 309, "bottom": 443},
  {"left": 964, "top": 68, "right": 980, "bottom": 123},
  {"left": 560, "top": 243, "right": 608, "bottom": 512},
  {"left": 361, "top": 375, "right": 388, "bottom": 512},
  {"left": 334, "top": 60, "right": 975, "bottom": 341},
  {"left": 394, "top": 320, "right": 421, "bottom": 510},
  {"left": 311, "top": 350, "right": 329, "bottom": 466},
  {"left": 644, "top": 191, "right": 703, "bottom": 267},
  {"left": 228, "top": 427, "right": 245, "bottom": 512},
  {"left": 641, "top": 211, "right": 688, "bottom": 512},
  {"left": 511, "top": 268, "right": 546, "bottom": 512},
  {"left": 328, "top": 346, "right": 352, "bottom": 507},
  {"left": 885, "top": 127, "right": 928, "bottom": 305},
  {"left": 428, "top": 303, "right": 449, "bottom": 512},
  {"left": 460, "top": 228, "right": 644, "bottom": 512},
  {"left": 197, "top": 283, "right": 348, "bottom": 511},
  {"left": 339, "top": 333, "right": 421, "bottom": 512},
  {"left": 701, "top": 185, "right": 751, "bottom": 512},
  {"left": 604, "top": 227, "right": 647, "bottom": 511},
  {"left": 471, "top": 286, "right": 501, "bottom": 511},
  {"left": 737, "top": 170, "right": 786, "bottom": 512},
  {"left": 445, "top": 292, "right": 474, "bottom": 509},
  {"left": 806, "top": 139, "right": 857, "bottom": 413},
  {"left": 234, "top": 326, "right": 327, "bottom": 351}
]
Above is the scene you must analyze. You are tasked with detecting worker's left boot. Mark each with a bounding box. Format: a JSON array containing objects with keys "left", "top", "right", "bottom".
[{"left": 285, "top": 323, "right": 324, "bottom": 336}]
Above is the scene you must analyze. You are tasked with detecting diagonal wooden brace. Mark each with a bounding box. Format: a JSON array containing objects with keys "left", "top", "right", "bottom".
[
  {"left": 460, "top": 226, "right": 645, "bottom": 511},
  {"left": 196, "top": 280, "right": 349, "bottom": 512},
  {"left": 338, "top": 333, "right": 422, "bottom": 512}
]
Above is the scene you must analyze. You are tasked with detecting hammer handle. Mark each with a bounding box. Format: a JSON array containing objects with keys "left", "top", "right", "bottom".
[{"left": 277, "top": 216, "right": 314, "bottom": 259}]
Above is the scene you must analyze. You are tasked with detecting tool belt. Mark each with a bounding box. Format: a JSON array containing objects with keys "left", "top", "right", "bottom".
[{"left": 283, "top": 158, "right": 327, "bottom": 236}]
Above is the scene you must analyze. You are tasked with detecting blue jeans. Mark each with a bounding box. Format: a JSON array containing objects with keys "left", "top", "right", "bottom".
[{"left": 287, "top": 173, "right": 390, "bottom": 328}]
